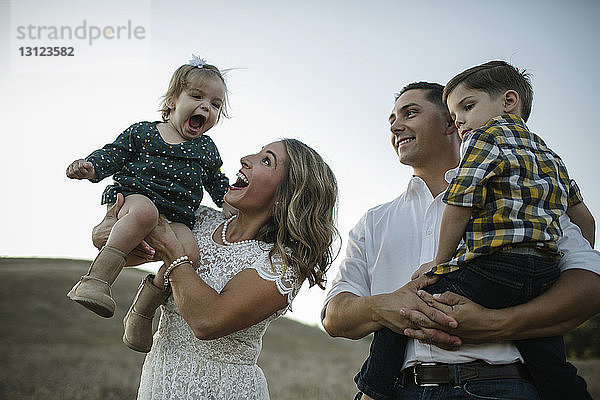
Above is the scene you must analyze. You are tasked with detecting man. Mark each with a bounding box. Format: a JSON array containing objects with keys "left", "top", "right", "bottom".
[{"left": 322, "top": 82, "right": 600, "bottom": 399}]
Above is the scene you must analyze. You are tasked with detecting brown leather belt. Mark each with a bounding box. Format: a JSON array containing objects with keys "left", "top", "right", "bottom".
[{"left": 404, "top": 361, "right": 531, "bottom": 386}]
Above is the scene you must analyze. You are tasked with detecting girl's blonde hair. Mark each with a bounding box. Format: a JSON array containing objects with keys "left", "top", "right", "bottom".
[
  {"left": 159, "top": 63, "right": 230, "bottom": 122},
  {"left": 255, "top": 139, "right": 340, "bottom": 289}
]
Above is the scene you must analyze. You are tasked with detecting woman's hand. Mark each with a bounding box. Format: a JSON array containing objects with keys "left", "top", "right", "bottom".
[
  {"left": 91, "top": 193, "right": 155, "bottom": 263},
  {"left": 144, "top": 215, "right": 186, "bottom": 263}
]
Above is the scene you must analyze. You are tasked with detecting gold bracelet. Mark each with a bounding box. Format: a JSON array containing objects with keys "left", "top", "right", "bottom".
[{"left": 163, "top": 256, "right": 192, "bottom": 290}]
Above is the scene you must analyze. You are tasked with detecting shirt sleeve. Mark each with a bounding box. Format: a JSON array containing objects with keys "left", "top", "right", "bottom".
[
  {"left": 443, "top": 130, "right": 504, "bottom": 209},
  {"left": 247, "top": 250, "right": 302, "bottom": 311},
  {"left": 322, "top": 213, "right": 372, "bottom": 319},
  {"left": 557, "top": 213, "right": 600, "bottom": 275},
  {"left": 567, "top": 179, "right": 584, "bottom": 207},
  {"left": 204, "top": 167, "right": 229, "bottom": 207},
  {"left": 85, "top": 124, "right": 138, "bottom": 183},
  {"left": 201, "top": 140, "right": 229, "bottom": 207}
]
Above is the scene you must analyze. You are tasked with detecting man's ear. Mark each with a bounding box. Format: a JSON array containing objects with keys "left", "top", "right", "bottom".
[
  {"left": 445, "top": 113, "right": 457, "bottom": 136},
  {"left": 503, "top": 90, "right": 520, "bottom": 114}
]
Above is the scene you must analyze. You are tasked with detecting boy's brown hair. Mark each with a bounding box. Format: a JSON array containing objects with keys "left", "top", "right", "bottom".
[{"left": 442, "top": 61, "right": 533, "bottom": 122}]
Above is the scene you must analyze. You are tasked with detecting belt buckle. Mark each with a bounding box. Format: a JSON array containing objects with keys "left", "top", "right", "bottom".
[{"left": 414, "top": 363, "right": 440, "bottom": 387}]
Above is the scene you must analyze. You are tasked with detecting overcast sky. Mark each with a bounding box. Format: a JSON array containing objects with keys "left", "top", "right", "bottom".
[{"left": 1, "top": 0, "right": 599, "bottom": 327}]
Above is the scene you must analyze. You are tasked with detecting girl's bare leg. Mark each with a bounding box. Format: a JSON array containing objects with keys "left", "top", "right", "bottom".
[
  {"left": 106, "top": 194, "right": 159, "bottom": 254},
  {"left": 68, "top": 195, "right": 159, "bottom": 317},
  {"left": 91, "top": 194, "right": 155, "bottom": 266}
]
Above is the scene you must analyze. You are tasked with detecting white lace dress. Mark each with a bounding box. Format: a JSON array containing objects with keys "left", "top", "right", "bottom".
[{"left": 137, "top": 207, "right": 302, "bottom": 400}]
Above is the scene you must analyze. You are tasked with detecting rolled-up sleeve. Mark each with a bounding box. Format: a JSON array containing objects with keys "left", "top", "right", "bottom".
[
  {"left": 322, "top": 213, "right": 372, "bottom": 318},
  {"left": 567, "top": 179, "right": 584, "bottom": 207},
  {"left": 557, "top": 214, "right": 600, "bottom": 275}
]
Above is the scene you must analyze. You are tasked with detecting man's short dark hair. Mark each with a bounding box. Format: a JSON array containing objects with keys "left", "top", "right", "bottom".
[
  {"left": 442, "top": 61, "right": 534, "bottom": 122},
  {"left": 395, "top": 82, "right": 447, "bottom": 113}
]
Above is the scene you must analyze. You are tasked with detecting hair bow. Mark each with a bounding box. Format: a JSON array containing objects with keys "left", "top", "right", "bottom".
[{"left": 188, "top": 54, "right": 207, "bottom": 68}]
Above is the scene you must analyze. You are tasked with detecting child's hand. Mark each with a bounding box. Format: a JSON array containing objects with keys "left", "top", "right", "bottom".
[
  {"left": 411, "top": 261, "right": 436, "bottom": 280},
  {"left": 222, "top": 201, "right": 238, "bottom": 218},
  {"left": 66, "top": 159, "right": 97, "bottom": 180}
]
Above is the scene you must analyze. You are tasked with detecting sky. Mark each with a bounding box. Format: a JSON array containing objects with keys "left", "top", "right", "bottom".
[{"left": 1, "top": 0, "right": 599, "bottom": 327}]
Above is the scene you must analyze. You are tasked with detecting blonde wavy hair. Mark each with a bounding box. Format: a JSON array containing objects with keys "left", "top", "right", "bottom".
[
  {"left": 255, "top": 139, "right": 340, "bottom": 289},
  {"left": 159, "top": 63, "right": 230, "bottom": 123}
]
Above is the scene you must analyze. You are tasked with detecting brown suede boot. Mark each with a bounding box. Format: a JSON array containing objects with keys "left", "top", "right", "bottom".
[
  {"left": 67, "top": 246, "right": 127, "bottom": 318},
  {"left": 123, "top": 274, "right": 170, "bottom": 353}
]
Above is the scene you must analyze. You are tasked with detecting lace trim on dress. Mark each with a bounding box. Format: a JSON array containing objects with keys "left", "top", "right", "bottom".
[{"left": 247, "top": 250, "right": 302, "bottom": 313}]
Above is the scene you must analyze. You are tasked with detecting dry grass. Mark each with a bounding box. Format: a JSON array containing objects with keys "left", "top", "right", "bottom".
[{"left": 0, "top": 258, "right": 598, "bottom": 399}]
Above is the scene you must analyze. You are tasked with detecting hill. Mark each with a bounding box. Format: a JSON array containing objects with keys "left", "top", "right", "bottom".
[{"left": 0, "top": 258, "right": 597, "bottom": 399}]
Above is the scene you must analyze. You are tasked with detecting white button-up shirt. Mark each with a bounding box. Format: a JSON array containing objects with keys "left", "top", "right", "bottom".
[{"left": 324, "top": 171, "right": 600, "bottom": 369}]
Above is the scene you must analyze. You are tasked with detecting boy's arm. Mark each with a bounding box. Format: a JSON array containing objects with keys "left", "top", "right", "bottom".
[
  {"left": 566, "top": 201, "right": 596, "bottom": 247},
  {"left": 434, "top": 204, "right": 472, "bottom": 264}
]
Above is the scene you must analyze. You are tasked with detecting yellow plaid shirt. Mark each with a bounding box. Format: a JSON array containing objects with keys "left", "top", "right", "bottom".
[{"left": 431, "top": 114, "right": 582, "bottom": 275}]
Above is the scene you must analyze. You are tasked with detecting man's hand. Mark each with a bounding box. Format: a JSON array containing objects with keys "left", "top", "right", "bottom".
[
  {"left": 91, "top": 193, "right": 155, "bottom": 263},
  {"left": 66, "top": 159, "right": 97, "bottom": 180},
  {"left": 403, "top": 289, "right": 502, "bottom": 350},
  {"left": 372, "top": 275, "right": 458, "bottom": 335}
]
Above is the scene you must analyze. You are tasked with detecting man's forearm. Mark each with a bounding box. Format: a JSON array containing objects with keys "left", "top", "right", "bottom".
[
  {"left": 322, "top": 292, "right": 382, "bottom": 339},
  {"left": 493, "top": 269, "right": 600, "bottom": 340},
  {"left": 323, "top": 276, "right": 457, "bottom": 340}
]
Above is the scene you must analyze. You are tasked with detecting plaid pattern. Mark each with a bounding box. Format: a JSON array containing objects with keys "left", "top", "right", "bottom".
[{"left": 432, "top": 114, "right": 582, "bottom": 275}]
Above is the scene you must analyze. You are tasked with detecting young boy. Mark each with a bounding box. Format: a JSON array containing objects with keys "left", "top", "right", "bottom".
[{"left": 355, "top": 61, "right": 594, "bottom": 400}]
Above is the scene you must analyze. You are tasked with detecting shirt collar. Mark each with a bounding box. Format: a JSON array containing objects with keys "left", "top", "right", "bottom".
[
  {"left": 481, "top": 113, "right": 528, "bottom": 131},
  {"left": 445, "top": 168, "right": 458, "bottom": 183},
  {"left": 406, "top": 175, "right": 429, "bottom": 198},
  {"left": 406, "top": 170, "right": 456, "bottom": 199}
]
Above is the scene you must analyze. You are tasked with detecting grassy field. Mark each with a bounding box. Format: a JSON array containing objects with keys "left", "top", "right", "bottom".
[{"left": 0, "top": 258, "right": 598, "bottom": 399}]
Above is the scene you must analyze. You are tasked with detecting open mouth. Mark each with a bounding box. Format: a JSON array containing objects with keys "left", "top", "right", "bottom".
[
  {"left": 188, "top": 115, "right": 206, "bottom": 132},
  {"left": 231, "top": 172, "right": 249, "bottom": 188}
]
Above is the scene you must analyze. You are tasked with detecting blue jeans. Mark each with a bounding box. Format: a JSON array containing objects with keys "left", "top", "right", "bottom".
[
  {"left": 355, "top": 251, "right": 592, "bottom": 400},
  {"left": 355, "top": 374, "right": 541, "bottom": 400}
]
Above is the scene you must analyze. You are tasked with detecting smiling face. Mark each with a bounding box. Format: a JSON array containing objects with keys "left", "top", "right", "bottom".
[
  {"left": 225, "top": 141, "right": 288, "bottom": 216},
  {"left": 389, "top": 89, "right": 457, "bottom": 173},
  {"left": 446, "top": 83, "right": 506, "bottom": 140},
  {"left": 167, "top": 74, "right": 226, "bottom": 141}
]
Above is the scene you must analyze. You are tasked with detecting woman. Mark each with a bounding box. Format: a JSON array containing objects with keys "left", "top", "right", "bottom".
[{"left": 94, "top": 139, "right": 339, "bottom": 399}]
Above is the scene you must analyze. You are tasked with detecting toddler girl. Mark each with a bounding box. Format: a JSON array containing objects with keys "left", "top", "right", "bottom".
[{"left": 66, "top": 55, "right": 234, "bottom": 318}]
